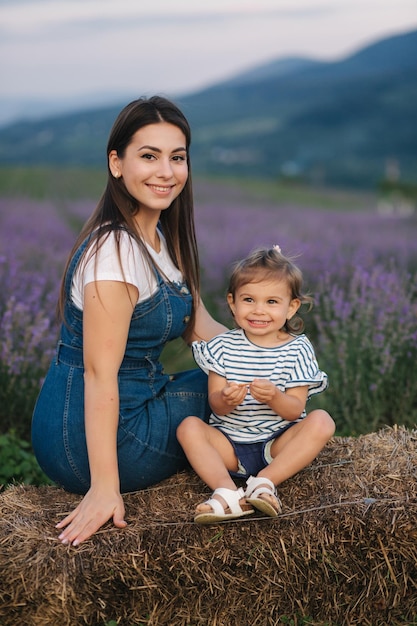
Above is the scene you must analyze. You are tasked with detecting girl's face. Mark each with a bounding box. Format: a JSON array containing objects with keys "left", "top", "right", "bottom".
[
  {"left": 108, "top": 122, "right": 188, "bottom": 214},
  {"left": 227, "top": 278, "right": 300, "bottom": 347}
]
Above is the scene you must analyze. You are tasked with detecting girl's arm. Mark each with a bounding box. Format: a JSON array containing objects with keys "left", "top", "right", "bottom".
[
  {"left": 188, "top": 299, "right": 228, "bottom": 343},
  {"left": 249, "top": 379, "right": 309, "bottom": 421},
  {"left": 56, "top": 279, "right": 138, "bottom": 546},
  {"left": 208, "top": 371, "right": 247, "bottom": 416}
]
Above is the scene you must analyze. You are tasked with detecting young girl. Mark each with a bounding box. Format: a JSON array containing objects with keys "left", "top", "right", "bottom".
[
  {"left": 31, "top": 96, "right": 226, "bottom": 545},
  {"left": 177, "top": 246, "right": 335, "bottom": 523}
]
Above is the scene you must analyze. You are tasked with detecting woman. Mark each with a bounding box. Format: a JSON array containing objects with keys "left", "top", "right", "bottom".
[{"left": 32, "top": 96, "right": 226, "bottom": 545}]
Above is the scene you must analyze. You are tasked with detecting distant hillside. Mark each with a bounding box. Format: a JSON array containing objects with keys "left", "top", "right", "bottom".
[
  {"left": 0, "top": 29, "right": 416, "bottom": 189},
  {"left": 223, "top": 57, "right": 323, "bottom": 86},
  {"left": 180, "top": 29, "right": 417, "bottom": 188}
]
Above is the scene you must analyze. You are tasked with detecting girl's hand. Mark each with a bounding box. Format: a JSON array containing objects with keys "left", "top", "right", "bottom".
[
  {"left": 56, "top": 486, "right": 127, "bottom": 546},
  {"left": 249, "top": 378, "right": 278, "bottom": 404},
  {"left": 221, "top": 382, "right": 248, "bottom": 407}
]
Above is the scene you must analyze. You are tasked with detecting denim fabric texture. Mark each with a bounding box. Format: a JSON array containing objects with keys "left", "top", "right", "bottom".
[
  {"left": 32, "top": 237, "right": 210, "bottom": 494},
  {"left": 222, "top": 423, "right": 294, "bottom": 478}
]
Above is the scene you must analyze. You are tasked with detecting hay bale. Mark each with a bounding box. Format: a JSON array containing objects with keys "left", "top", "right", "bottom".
[{"left": 1, "top": 426, "right": 416, "bottom": 626}]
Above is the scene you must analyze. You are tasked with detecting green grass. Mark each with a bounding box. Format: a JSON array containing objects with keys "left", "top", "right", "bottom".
[
  {"left": 0, "top": 166, "right": 374, "bottom": 210},
  {"left": 0, "top": 431, "right": 52, "bottom": 487},
  {"left": 195, "top": 174, "right": 376, "bottom": 211},
  {"left": 0, "top": 166, "right": 106, "bottom": 200},
  {"left": 160, "top": 337, "right": 195, "bottom": 373}
]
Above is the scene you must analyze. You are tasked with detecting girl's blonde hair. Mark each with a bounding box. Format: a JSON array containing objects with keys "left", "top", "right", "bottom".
[{"left": 227, "top": 246, "right": 313, "bottom": 334}]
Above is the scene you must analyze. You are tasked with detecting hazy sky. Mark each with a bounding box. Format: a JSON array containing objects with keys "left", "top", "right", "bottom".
[{"left": 1, "top": 0, "right": 416, "bottom": 122}]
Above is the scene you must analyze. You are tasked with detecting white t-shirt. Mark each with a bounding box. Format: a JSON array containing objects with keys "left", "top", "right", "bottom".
[{"left": 71, "top": 229, "right": 183, "bottom": 309}]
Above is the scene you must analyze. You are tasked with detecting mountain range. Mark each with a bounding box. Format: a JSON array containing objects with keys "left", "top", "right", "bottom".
[{"left": 0, "top": 29, "right": 416, "bottom": 189}]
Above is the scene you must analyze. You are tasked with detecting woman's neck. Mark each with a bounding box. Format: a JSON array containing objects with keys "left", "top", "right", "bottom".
[{"left": 133, "top": 211, "right": 161, "bottom": 252}]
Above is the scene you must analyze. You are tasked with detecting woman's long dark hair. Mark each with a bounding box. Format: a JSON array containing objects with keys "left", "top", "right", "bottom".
[{"left": 58, "top": 96, "right": 200, "bottom": 341}]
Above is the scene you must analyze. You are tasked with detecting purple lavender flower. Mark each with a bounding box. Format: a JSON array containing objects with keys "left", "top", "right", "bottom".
[{"left": 1, "top": 187, "right": 416, "bottom": 437}]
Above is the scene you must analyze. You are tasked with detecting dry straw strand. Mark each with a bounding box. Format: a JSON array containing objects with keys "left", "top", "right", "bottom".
[{"left": 1, "top": 426, "right": 417, "bottom": 626}]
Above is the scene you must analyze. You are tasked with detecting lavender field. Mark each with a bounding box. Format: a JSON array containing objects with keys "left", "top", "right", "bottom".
[{"left": 1, "top": 177, "right": 416, "bottom": 449}]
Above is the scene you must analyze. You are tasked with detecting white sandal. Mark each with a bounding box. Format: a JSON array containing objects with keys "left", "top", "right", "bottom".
[
  {"left": 194, "top": 487, "right": 254, "bottom": 524},
  {"left": 245, "top": 476, "right": 282, "bottom": 517}
]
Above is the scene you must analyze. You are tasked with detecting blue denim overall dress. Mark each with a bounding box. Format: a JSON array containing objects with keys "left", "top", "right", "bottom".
[{"left": 32, "top": 236, "right": 210, "bottom": 494}]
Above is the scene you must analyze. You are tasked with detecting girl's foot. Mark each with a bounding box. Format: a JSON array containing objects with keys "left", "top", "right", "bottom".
[
  {"left": 245, "top": 476, "right": 282, "bottom": 517},
  {"left": 194, "top": 487, "right": 254, "bottom": 524}
]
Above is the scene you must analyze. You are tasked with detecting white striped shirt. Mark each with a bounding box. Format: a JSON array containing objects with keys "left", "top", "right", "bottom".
[{"left": 192, "top": 328, "right": 328, "bottom": 443}]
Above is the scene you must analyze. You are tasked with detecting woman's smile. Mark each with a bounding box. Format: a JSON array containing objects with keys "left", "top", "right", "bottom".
[{"left": 146, "top": 183, "right": 177, "bottom": 195}]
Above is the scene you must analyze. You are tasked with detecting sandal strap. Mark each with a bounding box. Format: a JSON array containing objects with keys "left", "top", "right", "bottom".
[
  {"left": 201, "top": 497, "right": 225, "bottom": 516},
  {"left": 208, "top": 487, "right": 246, "bottom": 515},
  {"left": 245, "top": 475, "right": 276, "bottom": 499}
]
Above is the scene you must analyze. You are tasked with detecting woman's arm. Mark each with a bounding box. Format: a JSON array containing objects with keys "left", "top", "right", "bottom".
[
  {"left": 56, "top": 279, "right": 138, "bottom": 546},
  {"left": 188, "top": 299, "right": 228, "bottom": 343}
]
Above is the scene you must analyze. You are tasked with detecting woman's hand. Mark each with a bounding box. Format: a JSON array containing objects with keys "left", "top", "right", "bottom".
[{"left": 56, "top": 486, "right": 127, "bottom": 546}]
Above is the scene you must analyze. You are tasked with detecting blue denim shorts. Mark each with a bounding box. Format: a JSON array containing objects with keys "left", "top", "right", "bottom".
[{"left": 222, "top": 424, "right": 294, "bottom": 479}]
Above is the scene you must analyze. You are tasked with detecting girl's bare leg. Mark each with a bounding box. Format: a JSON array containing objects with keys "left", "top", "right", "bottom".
[
  {"left": 254, "top": 409, "right": 335, "bottom": 505},
  {"left": 177, "top": 416, "right": 244, "bottom": 512}
]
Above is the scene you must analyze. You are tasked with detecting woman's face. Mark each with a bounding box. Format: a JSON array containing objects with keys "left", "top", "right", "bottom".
[{"left": 109, "top": 122, "right": 188, "bottom": 213}]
